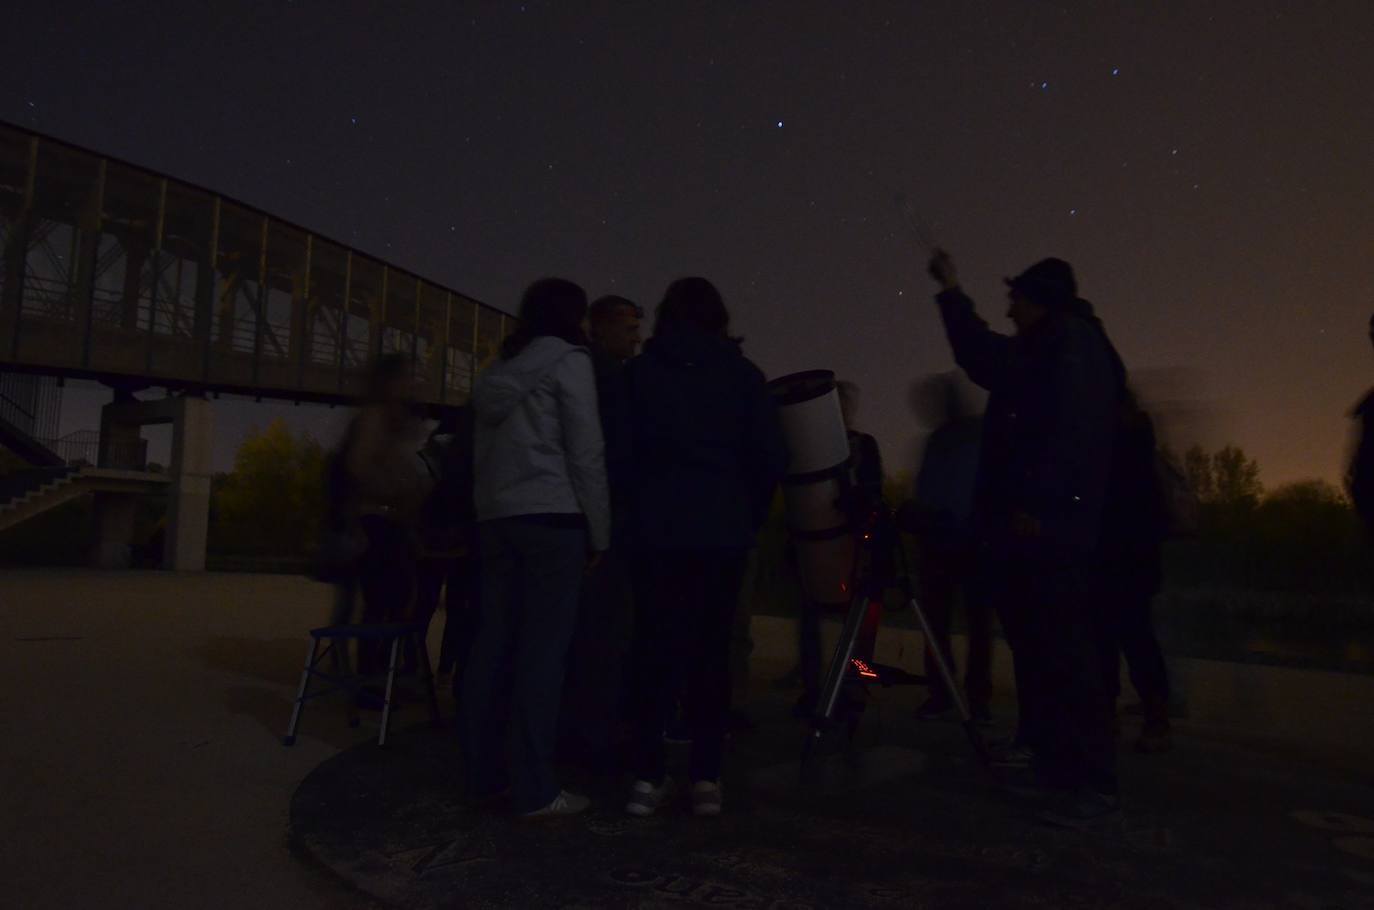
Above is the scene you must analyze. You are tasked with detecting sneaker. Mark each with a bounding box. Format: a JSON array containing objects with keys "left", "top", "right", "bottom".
[
  {"left": 988, "top": 743, "right": 1035, "bottom": 769},
  {"left": 915, "top": 697, "right": 957, "bottom": 722},
  {"left": 626, "top": 777, "right": 674, "bottom": 817},
  {"left": 1037, "top": 790, "right": 1121, "bottom": 829},
  {"left": 692, "top": 780, "right": 723, "bottom": 817},
  {"left": 522, "top": 790, "right": 590, "bottom": 818}
]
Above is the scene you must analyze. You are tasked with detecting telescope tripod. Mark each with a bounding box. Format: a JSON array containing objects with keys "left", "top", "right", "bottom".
[{"left": 803, "top": 520, "right": 989, "bottom": 766}]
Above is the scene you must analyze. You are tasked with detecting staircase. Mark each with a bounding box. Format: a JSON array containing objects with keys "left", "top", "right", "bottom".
[{"left": 0, "top": 466, "right": 170, "bottom": 533}]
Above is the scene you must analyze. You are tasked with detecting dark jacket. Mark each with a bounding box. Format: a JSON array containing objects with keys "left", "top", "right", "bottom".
[
  {"left": 936, "top": 288, "right": 1119, "bottom": 558},
  {"left": 626, "top": 329, "right": 788, "bottom": 550},
  {"left": 1348, "top": 389, "right": 1374, "bottom": 534},
  {"left": 592, "top": 347, "right": 634, "bottom": 538},
  {"left": 1099, "top": 404, "right": 1166, "bottom": 590}
]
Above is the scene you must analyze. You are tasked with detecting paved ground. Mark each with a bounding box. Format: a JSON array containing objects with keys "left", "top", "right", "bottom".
[
  {"left": 292, "top": 690, "right": 1374, "bottom": 910},
  {"left": 4, "top": 570, "right": 1374, "bottom": 909},
  {"left": 1, "top": 570, "right": 381, "bottom": 910}
]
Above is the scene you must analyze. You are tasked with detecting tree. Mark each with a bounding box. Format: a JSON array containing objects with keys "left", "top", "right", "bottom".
[
  {"left": 1182, "top": 444, "right": 1263, "bottom": 507},
  {"left": 1211, "top": 445, "right": 1263, "bottom": 507},
  {"left": 1182, "top": 445, "right": 1215, "bottom": 502},
  {"left": 211, "top": 419, "right": 326, "bottom": 554}
]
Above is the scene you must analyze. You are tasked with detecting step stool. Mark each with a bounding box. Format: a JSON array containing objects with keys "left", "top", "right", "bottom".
[{"left": 282, "top": 622, "right": 441, "bottom": 747}]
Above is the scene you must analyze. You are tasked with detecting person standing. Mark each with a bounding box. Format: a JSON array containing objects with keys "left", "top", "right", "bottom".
[
  {"left": 623, "top": 277, "right": 787, "bottom": 818},
  {"left": 927, "top": 251, "right": 1121, "bottom": 826},
  {"left": 1099, "top": 392, "right": 1174, "bottom": 752},
  {"left": 325, "top": 354, "right": 431, "bottom": 678},
  {"left": 559, "top": 294, "right": 643, "bottom": 767},
  {"left": 413, "top": 407, "right": 479, "bottom": 695},
  {"left": 461, "top": 278, "right": 610, "bottom": 818},
  {"left": 1347, "top": 313, "right": 1374, "bottom": 535},
  {"left": 902, "top": 372, "right": 994, "bottom": 725}
]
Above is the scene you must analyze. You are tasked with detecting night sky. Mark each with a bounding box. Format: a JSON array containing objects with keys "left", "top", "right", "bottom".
[{"left": 4, "top": 1, "right": 1373, "bottom": 485}]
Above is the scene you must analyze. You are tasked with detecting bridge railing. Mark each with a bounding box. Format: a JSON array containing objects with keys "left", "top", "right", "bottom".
[{"left": 0, "top": 122, "right": 509, "bottom": 408}]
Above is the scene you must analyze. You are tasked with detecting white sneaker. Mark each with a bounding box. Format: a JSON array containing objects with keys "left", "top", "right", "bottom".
[
  {"left": 692, "top": 780, "right": 723, "bottom": 817},
  {"left": 988, "top": 743, "right": 1035, "bottom": 769},
  {"left": 625, "top": 777, "right": 674, "bottom": 816},
  {"left": 522, "top": 790, "right": 590, "bottom": 818}
]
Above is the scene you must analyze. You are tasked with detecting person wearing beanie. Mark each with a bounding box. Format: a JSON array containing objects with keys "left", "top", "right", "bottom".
[{"left": 926, "top": 250, "right": 1122, "bottom": 827}]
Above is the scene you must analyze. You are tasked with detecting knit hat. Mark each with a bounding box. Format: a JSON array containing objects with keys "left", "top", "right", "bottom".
[{"left": 1004, "top": 258, "right": 1077, "bottom": 308}]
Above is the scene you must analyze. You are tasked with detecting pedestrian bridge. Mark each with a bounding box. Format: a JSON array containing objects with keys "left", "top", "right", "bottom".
[{"left": 0, "top": 120, "right": 508, "bottom": 407}]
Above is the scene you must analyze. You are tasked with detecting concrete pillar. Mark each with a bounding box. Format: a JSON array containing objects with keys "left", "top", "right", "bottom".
[
  {"left": 163, "top": 396, "right": 213, "bottom": 571},
  {"left": 97, "top": 391, "right": 143, "bottom": 469},
  {"left": 91, "top": 492, "right": 138, "bottom": 569},
  {"left": 91, "top": 392, "right": 143, "bottom": 568}
]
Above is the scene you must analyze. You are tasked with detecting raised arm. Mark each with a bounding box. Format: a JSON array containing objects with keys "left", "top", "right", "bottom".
[{"left": 927, "top": 250, "right": 1013, "bottom": 392}]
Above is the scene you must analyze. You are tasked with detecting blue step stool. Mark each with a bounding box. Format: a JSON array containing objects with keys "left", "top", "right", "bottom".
[{"left": 282, "top": 622, "right": 441, "bottom": 747}]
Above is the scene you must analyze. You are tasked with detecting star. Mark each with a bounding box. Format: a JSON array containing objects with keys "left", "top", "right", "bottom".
[
  {"left": 1111, "top": 67, "right": 1120, "bottom": 76},
  {"left": 776, "top": 120, "right": 784, "bottom": 128},
  {"left": 1069, "top": 208, "right": 1078, "bottom": 215},
  {"left": 1040, "top": 81, "right": 1049, "bottom": 91},
  {"left": 350, "top": 116, "right": 358, "bottom": 125}
]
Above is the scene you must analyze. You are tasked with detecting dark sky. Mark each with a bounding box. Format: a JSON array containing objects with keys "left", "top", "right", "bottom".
[{"left": 4, "top": 1, "right": 1373, "bottom": 484}]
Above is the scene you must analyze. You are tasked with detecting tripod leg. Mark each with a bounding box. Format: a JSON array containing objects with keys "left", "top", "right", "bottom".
[
  {"left": 815, "top": 592, "right": 869, "bottom": 725},
  {"left": 905, "top": 592, "right": 991, "bottom": 763}
]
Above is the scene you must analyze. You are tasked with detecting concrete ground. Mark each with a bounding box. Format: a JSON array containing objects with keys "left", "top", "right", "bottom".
[
  {"left": 1, "top": 570, "right": 381, "bottom": 910},
  {"left": 3, "top": 570, "right": 1374, "bottom": 909}
]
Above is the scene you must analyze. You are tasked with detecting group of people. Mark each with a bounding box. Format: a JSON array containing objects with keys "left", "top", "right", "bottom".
[
  {"left": 457, "top": 276, "right": 786, "bottom": 818},
  {"left": 326, "top": 248, "right": 1180, "bottom": 828}
]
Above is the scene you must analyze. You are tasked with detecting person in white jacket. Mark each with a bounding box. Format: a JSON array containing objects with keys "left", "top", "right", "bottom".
[{"left": 460, "top": 277, "right": 610, "bottom": 818}]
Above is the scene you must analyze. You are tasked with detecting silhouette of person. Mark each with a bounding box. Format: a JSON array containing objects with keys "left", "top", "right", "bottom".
[
  {"left": 1098, "top": 390, "right": 1174, "bottom": 753},
  {"left": 413, "top": 407, "right": 478, "bottom": 694},
  {"left": 461, "top": 278, "right": 610, "bottom": 818},
  {"left": 1347, "top": 312, "right": 1374, "bottom": 536},
  {"left": 927, "top": 250, "right": 1121, "bottom": 826},
  {"left": 560, "top": 294, "right": 644, "bottom": 768},
  {"left": 623, "top": 277, "right": 787, "bottom": 818},
  {"left": 327, "top": 354, "right": 431, "bottom": 678},
  {"left": 901, "top": 372, "right": 994, "bottom": 725}
]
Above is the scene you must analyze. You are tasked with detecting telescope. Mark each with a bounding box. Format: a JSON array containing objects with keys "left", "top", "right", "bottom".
[{"left": 767, "top": 370, "right": 985, "bottom": 759}]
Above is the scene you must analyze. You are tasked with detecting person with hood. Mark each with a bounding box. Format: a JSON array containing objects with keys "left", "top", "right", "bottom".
[
  {"left": 927, "top": 251, "right": 1121, "bottom": 827},
  {"left": 622, "top": 277, "right": 787, "bottom": 818},
  {"left": 460, "top": 278, "right": 610, "bottom": 818}
]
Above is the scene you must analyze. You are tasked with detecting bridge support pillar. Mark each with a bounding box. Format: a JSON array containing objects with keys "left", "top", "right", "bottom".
[
  {"left": 163, "top": 397, "right": 213, "bottom": 572},
  {"left": 91, "top": 391, "right": 144, "bottom": 569},
  {"left": 90, "top": 393, "right": 214, "bottom": 571}
]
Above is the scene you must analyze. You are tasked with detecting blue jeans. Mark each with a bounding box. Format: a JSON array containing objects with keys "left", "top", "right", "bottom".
[{"left": 461, "top": 517, "right": 587, "bottom": 813}]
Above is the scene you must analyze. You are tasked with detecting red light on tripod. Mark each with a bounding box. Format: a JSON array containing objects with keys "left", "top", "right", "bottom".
[{"left": 851, "top": 658, "right": 879, "bottom": 679}]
